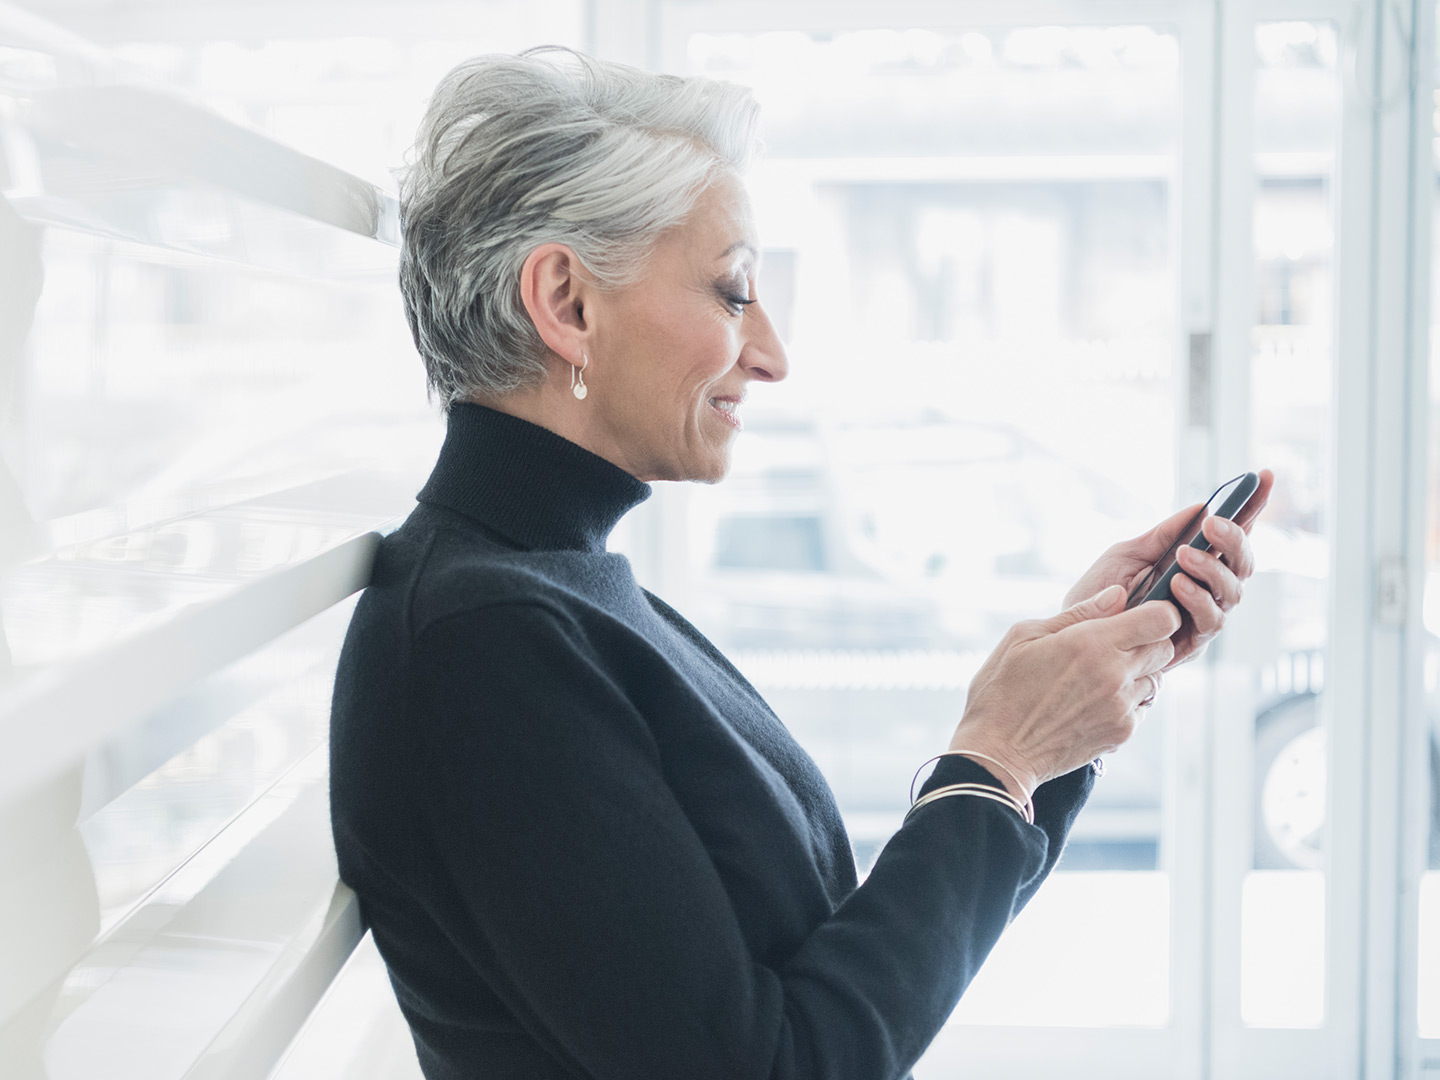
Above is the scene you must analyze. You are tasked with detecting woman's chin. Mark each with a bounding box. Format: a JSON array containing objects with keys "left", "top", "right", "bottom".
[{"left": 685, "top": 444, "right": 733, "bottom": 485}]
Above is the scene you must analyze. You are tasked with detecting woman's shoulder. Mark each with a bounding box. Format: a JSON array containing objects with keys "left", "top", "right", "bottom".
[{"left": 363, "top": 503, "right": 632, "bottom": 648}]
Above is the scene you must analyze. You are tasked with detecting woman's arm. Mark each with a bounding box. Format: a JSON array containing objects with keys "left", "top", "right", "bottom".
[{"left": 409, "top": 601, "right": 1061, "bottom": 1080}]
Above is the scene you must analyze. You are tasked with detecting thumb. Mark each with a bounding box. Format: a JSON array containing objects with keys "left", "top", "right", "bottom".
[{"left": 1042, "top": 584, "right": 1125, "bottom": 632}]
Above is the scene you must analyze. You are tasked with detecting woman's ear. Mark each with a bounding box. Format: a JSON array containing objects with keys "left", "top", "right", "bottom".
[{"left": 519, "top": 244, "right": 592, "bottom": 365}]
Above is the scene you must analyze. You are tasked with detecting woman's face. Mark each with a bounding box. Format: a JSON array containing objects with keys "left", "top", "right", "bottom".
[{"left": 586, "top": 171, "right": 788, "bottom": 483}]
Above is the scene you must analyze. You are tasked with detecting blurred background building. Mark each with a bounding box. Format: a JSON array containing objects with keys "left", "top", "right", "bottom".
[{"left": 0, "top": 1, "right": 1436, "bottom": 1077}]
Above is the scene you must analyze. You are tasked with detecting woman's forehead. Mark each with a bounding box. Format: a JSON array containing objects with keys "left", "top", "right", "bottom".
[{"left": 680, "top": 176, "right": 758, "bottom": 266}]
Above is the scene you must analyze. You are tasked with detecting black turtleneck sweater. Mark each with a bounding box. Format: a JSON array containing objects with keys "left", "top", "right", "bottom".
[{"left": 330, "top": 403, "right": 1093, "bottom": 1080}]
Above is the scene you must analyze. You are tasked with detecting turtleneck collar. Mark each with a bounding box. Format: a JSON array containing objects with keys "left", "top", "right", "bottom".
[{"left": 417, "top": 403, "right": 651, "bottom": 554}]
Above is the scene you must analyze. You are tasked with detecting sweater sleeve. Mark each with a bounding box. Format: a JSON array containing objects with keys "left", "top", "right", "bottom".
[{"left": 409, "top": 601, "right": 1082, "bottom": 1080}]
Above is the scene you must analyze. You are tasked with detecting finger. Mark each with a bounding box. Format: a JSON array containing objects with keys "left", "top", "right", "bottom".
[
  {"left": 1094, "top": 598, "right": 1183, "bottom": 650},
  {"left": 1171, "top": 572, "right": 1224, "bottom": 636},
  {"left": 1200, "top": 514, "right": 1256, "bottom": 581},
  {"left": 1039, "top": 584, "right": 1125, "bottom": 634},
  {"left": 1126, "top": 501, "right": 1207, "bottom": 565},
  {"left": 1177, "top": 542, "right": 1243, "bottom": 609},
  {"left": 1126, "top": 637, "right": 1176, "bottom": 680},
  {"left": 1232, "top": 468, "right": 1274, "bottom": 533}
]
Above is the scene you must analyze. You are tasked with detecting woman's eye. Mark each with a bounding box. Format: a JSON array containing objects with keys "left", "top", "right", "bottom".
[{"left": 722, "top": 290, "right": 756, "bottom": 315}]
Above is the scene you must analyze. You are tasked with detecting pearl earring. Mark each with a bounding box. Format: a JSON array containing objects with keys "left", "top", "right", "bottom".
[{"left": 572, "top": 353, "right": 588, "bottom": 400}]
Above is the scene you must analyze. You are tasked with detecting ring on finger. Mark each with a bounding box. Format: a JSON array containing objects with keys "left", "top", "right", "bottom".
[{"left": 1138, "top": 672, "right": 1161, "bottom": 708}]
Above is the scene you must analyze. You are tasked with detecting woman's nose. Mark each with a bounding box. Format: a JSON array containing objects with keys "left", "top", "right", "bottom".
[{"left": 741, "top": 300, "right": 788, "bottom": 383}]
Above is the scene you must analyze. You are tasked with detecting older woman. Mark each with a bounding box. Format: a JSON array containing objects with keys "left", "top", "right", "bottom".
[{"left": 331, "top": 48, "right": 1270, "bottom": 1080}]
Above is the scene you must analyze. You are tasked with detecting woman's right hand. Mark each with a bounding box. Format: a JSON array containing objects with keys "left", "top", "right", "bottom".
[{"left": 945, "top": 584, "right": 1181, "bottom": 802}]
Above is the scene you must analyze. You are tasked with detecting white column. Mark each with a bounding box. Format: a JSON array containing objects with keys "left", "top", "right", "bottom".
[
  {"left": 1208, "top": 6, "right": 1260, "bottom": 1079},
  {"left": 1172, "top": 7, "right": 1222, "bottom": 1080},
  {"left": 1365, "top": 1, "right": 1433, "bottom": 1078}
]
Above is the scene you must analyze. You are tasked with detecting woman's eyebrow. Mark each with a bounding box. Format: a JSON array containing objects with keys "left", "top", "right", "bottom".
[{"left": 718, "top": 240, "right": 758, "bottom": 263}]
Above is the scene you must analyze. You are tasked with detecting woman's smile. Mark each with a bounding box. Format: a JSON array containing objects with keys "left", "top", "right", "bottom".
[{"left": 706, "top": 393, "right": 744, "bottom": 430}]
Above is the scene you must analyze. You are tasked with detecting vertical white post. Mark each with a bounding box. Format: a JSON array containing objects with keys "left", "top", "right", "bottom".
[
  {"left": 1328, "top": 0, "right": 1380, "bottom": 1076},
  {"left": 1376, "top": 2, "right": 1434, "bottom": 1078},
  {"left": 1173, "top": 6, "right": 1222, "bottom": 1080},
  {"left": 1209, "top": 5, "right": 1259, "bottom": 1078},
  {"left": 1363, "top": 2, "right": 1413, "bottom": 1073},
  {"left": 1399, "top": 2, "right": 1436, "bottom": 1073}
]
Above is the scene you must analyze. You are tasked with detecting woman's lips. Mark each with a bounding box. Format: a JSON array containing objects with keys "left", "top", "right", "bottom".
[{"left": 707, "top": 396, "right": 743, "bottom": 430}]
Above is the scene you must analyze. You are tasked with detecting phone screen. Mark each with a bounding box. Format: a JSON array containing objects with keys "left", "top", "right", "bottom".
[{"left": 1125, "top": 472, "right": 1258, "bottom": 610}]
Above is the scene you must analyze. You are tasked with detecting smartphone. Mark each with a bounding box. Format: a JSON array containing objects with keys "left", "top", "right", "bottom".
[{"left": 1125, "top": 472, "right": 1261, "bottom": 610}]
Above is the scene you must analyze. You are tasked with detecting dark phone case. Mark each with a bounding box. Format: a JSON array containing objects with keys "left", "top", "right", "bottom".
[{"left": 1132, "top": 472, "right": 1260, "bottom": 608}]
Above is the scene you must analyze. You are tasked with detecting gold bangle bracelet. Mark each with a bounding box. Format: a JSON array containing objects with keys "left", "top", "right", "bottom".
[
  {"left": 910, "top": 752, "right": 1036, "bottom": 825},
  {"left": 904, "top": 783, "right": 1029, "bottom": 824}
]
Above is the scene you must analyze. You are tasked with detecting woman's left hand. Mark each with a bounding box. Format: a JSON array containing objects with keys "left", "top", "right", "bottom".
[{"left": 1062, "top": 469, "right": 1274, "bottom": 671}]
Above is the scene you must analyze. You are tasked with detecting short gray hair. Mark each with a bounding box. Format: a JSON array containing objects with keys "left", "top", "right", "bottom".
[{"left": 397, "top": 47, "right": 761, "bottom": 408}]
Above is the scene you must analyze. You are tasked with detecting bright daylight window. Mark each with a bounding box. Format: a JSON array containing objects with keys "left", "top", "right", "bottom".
[{"left": 672, "top": 23, "right": 1183, "bottom": 1034}]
